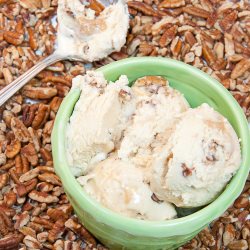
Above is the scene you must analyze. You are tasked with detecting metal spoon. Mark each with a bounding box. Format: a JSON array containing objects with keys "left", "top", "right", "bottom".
[{"left": 0, "top": 0, "right": 118, "bottom": 106}]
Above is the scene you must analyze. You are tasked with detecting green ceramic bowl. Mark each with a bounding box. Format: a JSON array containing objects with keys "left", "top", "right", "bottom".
[{"left": 52, "top": 57, "right": 250, "bottom": 250}]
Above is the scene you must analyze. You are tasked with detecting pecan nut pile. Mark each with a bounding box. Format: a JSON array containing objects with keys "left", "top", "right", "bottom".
[{"left": 0, "top": 0, "right": 249, "bottom": 249}]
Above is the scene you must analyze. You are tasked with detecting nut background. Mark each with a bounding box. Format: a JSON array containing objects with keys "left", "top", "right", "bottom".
[{"left": 0, "top": 0, "right": 249, "bottom": 249}]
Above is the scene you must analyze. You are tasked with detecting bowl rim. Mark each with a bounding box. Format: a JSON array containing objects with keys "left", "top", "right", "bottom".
[{"left": 52, "top": 57, "right": 250, "bottom": 237}]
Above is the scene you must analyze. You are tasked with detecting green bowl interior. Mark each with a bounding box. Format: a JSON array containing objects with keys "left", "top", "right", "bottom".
[{"left": 52, "top": 57, "right": 250, "bottom": 237}]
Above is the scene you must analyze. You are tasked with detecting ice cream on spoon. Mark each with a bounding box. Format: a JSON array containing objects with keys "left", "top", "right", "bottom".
[
  {"left": 57, "top": 0, "right": 129, "bottom": 61},
  {"left": 0, "top": 0, "right": 129, "bottom": 106}
]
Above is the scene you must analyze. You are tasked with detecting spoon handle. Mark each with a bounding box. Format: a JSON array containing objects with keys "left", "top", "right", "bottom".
[{"left": 0, "top": 53, "right": 63, "bottom": 106}]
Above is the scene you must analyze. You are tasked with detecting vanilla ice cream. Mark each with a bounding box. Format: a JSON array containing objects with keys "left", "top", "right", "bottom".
[
  {"left": 150, "top": 104, "right": 241, "bottom": 207},
  {"left": 78, "top": 156, "right": 177, "bottom": 220},
  {"left": 66, "top": 71, "right": 134, "bottom": 176},
  {"left": 57, "top": 0, "right": 129, "bottom": 61},
  {"left": 118, "top": 76, "right": 189, "bottom": 169}
]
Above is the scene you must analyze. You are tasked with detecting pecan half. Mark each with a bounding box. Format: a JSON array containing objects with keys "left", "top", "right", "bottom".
[
  {"left": 48, "top": 219, "right": 65, "bottom": 243},
  {"left": 18, "top": 226, "right": 36, "bottom": 238},
  {"left": 234, "top": 194, "right": 249, "bottom": 209},
  {"left": 128, "top": 2, "right": 159, "bottom": 17},
  {"left": 19, "top": 166, "right": 54, "bottom": 182},
  {"left": 0, "top": 205, "right": 15, "bottom": 217},
  {"left": 11, "top": 117, "right": 30, "bottom": 142},
  {"left": 14, "top": 211, "right": 30, "bottom": 230},
  {"left": 184, "top": 31, "right": 196, "bottom": 47},
  {"left": 202, "top": 42, "right": 216, "bottom": 66},
  {"left": 0, "top": 210, "right": 13, "bottom": 236},
  {"left": 31, "top": 217, "right": 54, "bottom": 230},
  {"left": 47, "top": 208, "right": 68, "bottom": 222},
  {"left": 42, "top": 76, "right": 72, "bottom": 87},
  {"left": 49, "top": 97, "right": 62, "bottom": 113},
  {"left": 0, "top": 173, "right": 8, "bottom": 189},
  {"left": 19, "top": 0, "right": 42, "bottom": 9},
  {"left": 22, "top": 86, "right": 57, "bottom": 99},
  {"left": 219, "top": 10, "right": 238, "bottom": 31},
  {"left": 227, "top": 240, "right": 248, "bottom": 250},
  {"left": 170, "top": 37, "right": 182, "bottom": 57},
  {"left": 16, "top": 178, "right": 38, "bottom": 197},
  {"left": 37, "top": 182, "right": 54, "bottom": 192},
  {"left": 21, "top": 143, "right": 38, "bottom": 166},
  {"left": 32, "top": 104, "right": 50, "bottom": 130},
  {"left": 138, "top": 42, "right": 155, "bottom": 56},
  {"left": 4, "top": 190, "right": 17, "bottom": 207},
  {"left": 0, "top": 233, "right": 23, "bottom": 250},
  {"left": 158, "top": 0, "right": 185, "bottom": 9},
  {"left": 231, "top": 59, "right": 250, "bottom": 80},
  {"left": 6, "top": 139, "right": 21, "bottom": 159},
  {"left": 183, "top": 6, "right": 210, "bottom": 19},
  {"left": 159, "top": 25, "right": 178, "bottom": 47},
  {"left": 23, "top": 235, "right": 42, "bottom": 249},
  {"left": 38, "top": 173, "right": 62, "bottom": 186},
  {"left": 29, "top": 190, "right": 59, "bottom": 203},
  {"left": 22, "top": 104, "right": 38, "bottom": 127},
  {"left": 3, "top": 31, "right": 24, "bottom": 46}
]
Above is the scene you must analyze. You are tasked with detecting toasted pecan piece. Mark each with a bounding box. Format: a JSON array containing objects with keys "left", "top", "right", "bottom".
[
  {"left": 231, "top": 59, "right": 250, "bottom": 80},
  {"left": 128, "top": 1, "right": 160, "bottom": 17},
  {"left": 183, "top": 6, "right": 210, "bottom": 18},
  {"left": 158, "top": 0, "right": 185, "bottom": 9}
]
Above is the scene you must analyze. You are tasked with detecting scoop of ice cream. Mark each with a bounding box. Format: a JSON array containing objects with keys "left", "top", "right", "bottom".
[
  {"left": 78, "top": 156, "right": 177, "bottom": 220},
  {"left": 66, "top": 71, "right": 134, "bottom": 176},
  {"left": 150, "top": 104, "right": 241, "bottom": 207},
  {"left": 57, "top": 0, "right": 129, "bottom": 61},
  {"left": 118, "top": 76, "right": 189, "bottom": 169}
]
